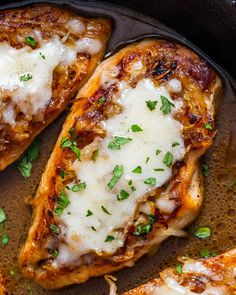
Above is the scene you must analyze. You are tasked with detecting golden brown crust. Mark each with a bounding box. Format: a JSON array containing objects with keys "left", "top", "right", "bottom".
[
  {"left": 0, "top": 4, "right": 111, "bottom": 170},
  {"left": 19, "top": 39, "right": 221, "bottom": 289},
  {"left": 0, "top": 274, "right": 6, "bottom": 295},
  {"left": 123, "top": 248, "right": 236, "bottom": 294}
]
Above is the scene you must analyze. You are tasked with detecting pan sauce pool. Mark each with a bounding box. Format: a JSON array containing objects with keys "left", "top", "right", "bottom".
[{"left": 0, "top": 1, "right": 236, "bottom": 294}]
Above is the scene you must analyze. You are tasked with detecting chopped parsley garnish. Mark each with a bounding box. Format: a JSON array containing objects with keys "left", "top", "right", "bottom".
[
  {"left": 71, "top": 182, "right": 86, "bottom": 192},
  {"left": 131, "top": 124, "right": 143, "bottom": 132},
  {"left": 128, "top": 179, "right": 136, "bottom": 191},
  {"left": 9, "top": 269, "right": 15, "bottom": 277},
  {"left": 25, "top": 36, "right": 36, "bottom": 47},
  {"left": 61, "top": 137, "right": 72, "bottom": 148},
  {"left": 194, "top": 226, "right": 211, "bottom": 239},
  {"left": 153, "top": 168, "right": 164, "bottom": 172},
  {"left": 0, "top": 208, "right": 6, "bottom": 223},
  {"left": 200, "top": 248, "right": 217, "bottom": 258},
  {"left": 54, "top": 192, "right": 70, "bottom": 216},
  {"left": 146, "top": 100, "right": 158, "bottom": 111},
  {"left": 105, "top": 235, "right": 115, "bottom": 242},
  {"left": 59, "top": 169, "right": 67, "bottom": 179},
  {"left": 39, "top": 52, "right": 45, "bottom": 59},
  {"left": 146, "top": 157, "right": 150, "bottom": 164},
  {"left": 172, "top": 141, "right": 180, "bottom": 147},
  {"left": 20, "top": 73, "right": 33, "bottom": 82},
  {"left": 133, "top": 214, "right": 156, "bottom": 237},
  {"left": 86, "top": 210, "right": 93, "bottom": 217},
  {"left": 17, "top": 139, "right": 40, "bottom": 178},
  {"left": 204, "top": 122, "right": 213, "bottom": 130},
  {"left": 52, "top": 249, "right": 59, "bottom": 258},
  {"left": 68, "top": 127, "right": 77, "bottom": 141},
  {"left": 98, "top": 97, "right": 106, "bottom": 103},
  {"left": 156, "top": 149, "right": 161, "bottom": 156},
  {"left": 92, "top": 149, "right": 99, "bottom": 161},
  {"left": 202, "top": 164, "right": 209, "bottom": 177},
  {"left": 132, "top": 165, "right": 142, "bottom": 174},
  {"left": 17, "top": 157, "right": 33, "bottom": 178},
  {"left": 108, "top": 136, "right": 132, "bottom": 150},
  {"left": 160, "top": 95, "right": 175, "bottom": 114},
  {"left": 1, "top": 234, "right": 9, "bottom": 245},
  {"left": 144, "top": 177, "right": 156, "bottom": 186},
  {"left": 49, "top": 224, "right": 60, "bottom": 235},
  {"left": 101, "top": 205, "right": 112, "bottom": 215},
  {"left": 117, "top": 189, "right": 129, "bottom": 201},
  {"left": 60, "top": 136, "right": 80, "bottom": 160},
  {"left": 176, "top": 264, "right": 183, "bottom": 274},
  {"left": 108, "top": 165, "right": 124, "bottom": 189},
  {"left": 91, "top": 226, "right": 96, "bottom": 231},
  {"left": 163, "top": 151, "right": 173, "bottom": 167}
]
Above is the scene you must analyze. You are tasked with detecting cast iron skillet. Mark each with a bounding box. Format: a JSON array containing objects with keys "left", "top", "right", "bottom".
[{"left": 0, "top": 1, "right": 235, "bottom": 294}]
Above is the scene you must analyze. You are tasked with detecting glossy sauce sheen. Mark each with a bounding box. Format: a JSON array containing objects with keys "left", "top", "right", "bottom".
[
  {"left": 0, "top": 1, "right": 236, "bottom": 295},
  {"left": 55, "top": 78, "right": 185, "bottom": 266}
]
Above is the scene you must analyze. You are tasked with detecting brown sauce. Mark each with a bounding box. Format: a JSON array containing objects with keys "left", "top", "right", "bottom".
[{"left": 0, "top": 1, "right": 236, "bottom": 294}]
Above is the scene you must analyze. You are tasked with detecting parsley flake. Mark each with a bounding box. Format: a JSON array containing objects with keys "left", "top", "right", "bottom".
[
  {"left": 105, "top": 235, "right": 115, "bottom": 242},
  {"left": 128, "top": 179, "right": 136, "bottom": 191},
  {"left": 202, "top": 164, "right": 209, "bottom": 177},
  {"left": 200, "top": 248, "right": 217, "bottom": 258},
  {"left": 131, "top": 124, "right": 143, "bottom": 132},
  {"left": 144, "top": 177, "right": 156, "bottom": 186},
  {"left": 0, "top": 208, "right": 6, "bottom": 224},
  {"left": 117, "top": 189, "right": 129, "bottom": 201},
  {"left": 108, "top": 136, "right": 132, "bottom": 150},
  {"left": 58, "top": 169, "right": 67, "bottom": 179},
  {"left": 204, "top": 122, "right": 213, "bottom": 130},
  {"left": 60, "top": 136, "right": 80, "bottom": 160},
  {"left": 49, "top": 224, "right": 60, "bottom": 235},
  {"left": 54, "top": 192, "right": 70, "bottom": 216},
  {"left": 108, "top": 165, "right": 124, "bottom": 189},
  {"left": 101, "top": 205, "right": 112, "bottom": 215},
  {"left": 194, "top": 226, "right": 211, "bottom": 239},
  {"left": 176, "top": 264, "right": 183, "bottom": 274},
  {"left": 20, "top": 73, "right": 33, "bottom": 82},
  {"left": 71, "top": 182, "right": 86, "bottom": 192},
  {"left": 153, "top": 168, "right": 164, "bottom": 172},
  {"left": 172, "top": 141, "right": 180, "bottom": 147},
  {"left": 2, "top": 234, "right": 9, "bottom": 245},
  {"left": 133, "top": 214, "right": 156, "bottom": 237},
  {"left": 163, "top": 151, "right": 173, "bottom": 167},
  {"left": 39, "top": 52, "right": 45, "bottom": 59},
  {"left": 52, "top": 249, "right": 59, "bottom": 258},
  {"left": 156, "top": 149, "right": 161, "bottom": 156},
  {"left": 146, "top": 157, "right": 150, "bottom": 164},
  {"left": 146, "top": 100, "right": 158, "bottom": 111},
  {"left": 98, "top": 97, "right": 106, "bottom": 103},
  {"left": 132, "top": 165, "right": 142, "bottom": 174},
  {"left": 25, "top": 36, "right": 36, "bottom": 47},
  {"left": 160, "top": 95, "right": 175, "bottom": 114},
  {"left": 86, "top": 210, "right": 93, "bottom": 217},
  {"left": 91, "top": 226, "right": 96, "bottom": 231}
]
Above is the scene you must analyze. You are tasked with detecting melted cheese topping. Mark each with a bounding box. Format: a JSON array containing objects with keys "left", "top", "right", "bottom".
[
  {"left": 54, "top": 78, "right": 186, "bottom": 266},
  {"left": 75, "top": 37, "right": 102, "bottom": 55},
  {"left": 0, "top": 34, "right": 101, "bottom": 125},
  {"left": 66, "top": 19, "right": 86, "bottom": 35},
  {"left": 144, "top": 278, "right": 228, "bottom": 295}
]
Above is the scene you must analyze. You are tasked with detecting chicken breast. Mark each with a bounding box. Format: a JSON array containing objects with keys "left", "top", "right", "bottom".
[
  {"left": 0, "top": 4, "right": 111, "bottom": 170},
  {"left": 121, "top": 248, "right": 236, "bottom": 294},
  {"left": 0, "top": 274, "right": 6, "bottom": 295},
  {"left": 19, "top": 39, "right": 221, "bottom": 289}
]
